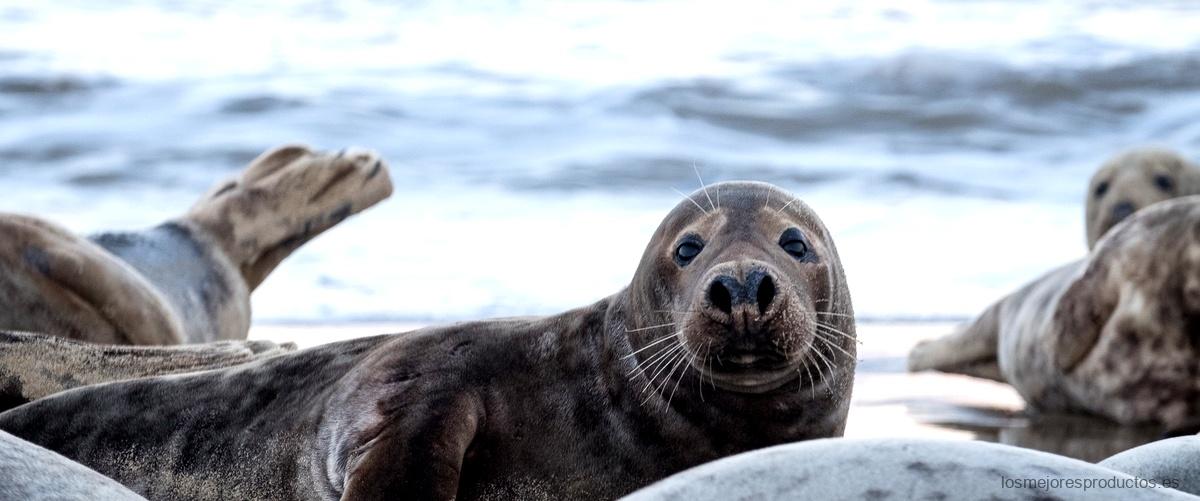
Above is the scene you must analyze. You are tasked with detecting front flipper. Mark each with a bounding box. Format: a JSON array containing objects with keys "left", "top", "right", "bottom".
[
  {"left": 0, "top": 330, "right": 295, "bottom": 411},
  {"left": 184, "top": 145, "right": 394, "bottom": 291},
  {"left": 341, "top": 393, "right": 482, "bottom": 501},
  {"left": 0, "top": 215, "right": 187, "bottom": 345},
  {"left": 908, "top": 301, "right": 1003, "bottom": 382}
]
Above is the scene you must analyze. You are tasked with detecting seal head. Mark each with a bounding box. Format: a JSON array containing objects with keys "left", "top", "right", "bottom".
[{"left": 626, "top": 181, "right": 855, "bottom": 398}]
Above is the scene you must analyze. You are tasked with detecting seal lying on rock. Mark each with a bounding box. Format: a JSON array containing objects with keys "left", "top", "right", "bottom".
[
  {"left": 0, "top": 145, "right": 393, "bottom": 345},
  {"left": 622, "top": 437, "right": 1198, "bottom": 500},
  {"left": 910, "top": 196, "right": 1200, "bottom": 427},
  {"left": 0, "top": 181, "right": 857, "bottom": 500}
]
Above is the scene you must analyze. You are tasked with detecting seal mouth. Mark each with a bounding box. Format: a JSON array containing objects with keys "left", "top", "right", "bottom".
[{"left": 691, "top": 348, "right": 801, "bottom": 394}]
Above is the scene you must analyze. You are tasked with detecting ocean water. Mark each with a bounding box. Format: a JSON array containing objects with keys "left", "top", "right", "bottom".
[{"left": 2, "top": 0, "right": 1200, "bottom": 324}]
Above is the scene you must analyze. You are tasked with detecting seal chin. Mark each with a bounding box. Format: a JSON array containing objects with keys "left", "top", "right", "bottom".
[{"left": 693, "top": 359, "right": 800, "bottom": 394}]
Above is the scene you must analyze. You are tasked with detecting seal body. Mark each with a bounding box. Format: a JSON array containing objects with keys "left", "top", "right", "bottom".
[
  {"left": 91, "top": 222, "right": 249, "bottom": 343},
  {"left": 1099, "top": 437, "right": 1200, "bottom": 497},
  {"left": 622, "top": 438, "right": 1196, "bottom": 501},
  {"left": 0, "top": 430, "right": 146, "bottom": 501},
  {"left": 0, "top": 145, "right": 393, "bottom": 344},
  {"left": 0, "top": 181, "right": 856, "bottom": 500},
  {"left": 911, "top": 197, "right": 1200, "bottom": 427}
]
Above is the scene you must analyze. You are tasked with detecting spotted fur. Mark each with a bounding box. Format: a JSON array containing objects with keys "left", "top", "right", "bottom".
[{"left": 911, "top": 197, "right": 1200, "bottom": 427}]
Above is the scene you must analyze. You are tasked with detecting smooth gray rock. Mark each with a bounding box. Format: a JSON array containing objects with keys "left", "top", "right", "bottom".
[
  {"left": 0, "top": 430, "right": 145, "bottom": 501},
  {"left": 1101, "top": 437, "right": 1200, "bottom": 496},
  {"left": 623, "top": 438, "right": 1195, "bottom": 501}
]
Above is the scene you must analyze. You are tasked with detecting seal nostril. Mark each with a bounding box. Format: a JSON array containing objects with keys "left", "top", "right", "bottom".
[
  {"left": 1111, "top": 201, "right": 1136, "bottom": 224},
  {"left": 756, "top": 275, "right": 776, "bottom": 315},
  {"left": 708, "top": 280, "right": 733, "bottom": 315}
]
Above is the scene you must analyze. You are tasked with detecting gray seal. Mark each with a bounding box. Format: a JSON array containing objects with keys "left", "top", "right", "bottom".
[
  {"left": 0, "top": 181, "right": 856, "bottom": 500},
  {"left": 910, "top": 196, "right": 1200, "bottom": 427},
  {"left": 0, "top": 145, "right": 393, "bottom": 344}
]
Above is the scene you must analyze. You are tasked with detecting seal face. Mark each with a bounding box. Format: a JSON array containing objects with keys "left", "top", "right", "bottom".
[
  {"left": 0, "top": 181, "right": 856, "bottom": 500},
  {"left": 626, "top": 182, "right": 854, "bottom": 397},
  {"left": 1085, "top": 147, "right": 1200, "bottom": 249}
]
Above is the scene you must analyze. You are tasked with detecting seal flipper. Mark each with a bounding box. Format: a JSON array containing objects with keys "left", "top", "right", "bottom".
[
  {"left": 1049, "top": 262, "right": 1117, "bottom": 372},
  {"left": 0, "top": 215, "right": 187, "bottom": 345},
  {"left": 0, "top": 330, "right": 295, "bottom": 412},
  {"left": 341, "top": 393, "right": 482, "bottom": 500},
  {"left": 908, "top": 301, "right": 1003, "bottom": 382},
  {"left": 183, "top": 144, "right": 394, "bottom": 291}
]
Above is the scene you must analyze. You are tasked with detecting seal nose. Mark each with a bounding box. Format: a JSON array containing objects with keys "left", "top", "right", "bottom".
[
  {"left": 1111, "top": 201, "right": 1136, "bottom": 224},
  {"left": 705, "top": 268, "right": 777, "bottom": 317}
]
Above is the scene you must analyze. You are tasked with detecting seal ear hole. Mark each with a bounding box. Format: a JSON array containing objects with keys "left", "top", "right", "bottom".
[
  {"left": 1094, "top": 181, "right": 1109, "bottom": 198},
  {"left": 1155, "top": 174, "right": 1175, "bottom": 193}
]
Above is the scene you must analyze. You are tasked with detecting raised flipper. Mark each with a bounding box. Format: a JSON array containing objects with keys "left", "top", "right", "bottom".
[
  {"left": 0, "top": 215, "right": 187, "bottom": 345},
  {"left": 908, "top": 300, "right": 1003, "bottom": 382},
  {"left": 0, "top": 330, "right": 295, "bottom": 411},
  {"left": 184, "top": 145, "right": 394, "bottom": 291}
]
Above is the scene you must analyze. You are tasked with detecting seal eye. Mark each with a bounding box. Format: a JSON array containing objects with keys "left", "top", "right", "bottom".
[
  {"left": 1155, "top": 175, "right": 1174, "bottom": 193},
  {"left": 674, "top": 238, "right": 704, "bottom": 266},
  {"left": 1094, "top": 181, "right": 1109, "bottom": 198},
  {"left": 782, "top": 240, "right": 808, "bottom": 257},
  {"left": 778, "top": 227, "right": 816, "bottom": 262}
]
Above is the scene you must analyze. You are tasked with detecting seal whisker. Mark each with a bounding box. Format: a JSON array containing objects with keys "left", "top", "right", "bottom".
[
  {"left": 665, "top": 345, "right": 695, "bottom": 407},
  {"left": 812, "top": 311, "right": 855, "bottom": 318},
  {"left": 652, "top": 350, "right": 689, "bottom": 405},
  {"left": 626, "top": 339, "right": 680, "bottom": 378},
  {"left": 624, "top": 322, "right": 677, "bottom": 333},
  {"left": 642, "top": 348, "right": 689, "bottom": 406},
  {"left": 693, "top": 163, "right": 716, "bottom": 212},
  {"left": 813, "top": 321, "right": 862, "bottom": 345},
  {"left": 777, "top": 197, "right": 799, "bottom": 214},
  {"left": 627, "top": 339, "right": 683, "bottom": 378},
  {"left": 806, "top": 347, "right": 828, "bottom": 388},
  {"left": 638, "top": 343, "right": 686, "bottom": 392},
  {"left": 800, "top": 351, "right": 817, "bottom": 399},
  {"left": 622, "top": 331, "right": 680, "bottom": 360},
  {"left": 812, "top": 328, "right": 856, "bottom": 359},
  {"left": 807, "top": 340, "right": 838, "bottom": 387},
  {"left": 671, "top": 188, "right": 710, "bottom": 216}
]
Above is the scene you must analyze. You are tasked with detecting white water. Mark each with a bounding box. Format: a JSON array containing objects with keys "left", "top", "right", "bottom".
[{"left": 1, "top": 0, "right": 1198, "bottom": 323}]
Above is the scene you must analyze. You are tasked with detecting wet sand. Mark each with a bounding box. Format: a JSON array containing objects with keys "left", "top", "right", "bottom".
[{"left": 250, "top": 320, "right": 1165, "bottom": 463}]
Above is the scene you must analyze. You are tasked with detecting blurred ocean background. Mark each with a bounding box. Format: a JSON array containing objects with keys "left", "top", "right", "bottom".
[{"left": 2, "top": 0, "right": 1200, "bottom": 325}]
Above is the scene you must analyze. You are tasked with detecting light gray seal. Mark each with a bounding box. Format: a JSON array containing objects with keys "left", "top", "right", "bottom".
[
  {"left": 910, "top": 196, "right": 1200, "bottom": 428},
  {"left": 622, "top": 438, "right": 1196, "bottom": 500}
]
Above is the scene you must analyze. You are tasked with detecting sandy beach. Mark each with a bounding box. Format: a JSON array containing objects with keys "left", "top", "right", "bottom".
[{"left": 250, "top": 320, "right": 1164, "bottom": 465}]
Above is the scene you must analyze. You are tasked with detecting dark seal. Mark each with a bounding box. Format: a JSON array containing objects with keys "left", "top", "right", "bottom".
[{"left": 0, "top": 181, "right": 856, "bottom": 500}]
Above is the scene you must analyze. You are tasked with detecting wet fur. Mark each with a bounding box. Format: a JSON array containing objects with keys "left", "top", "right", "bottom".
[
  {"left": 0, "top": 182, "right": 856, "bottom": 500},
  {"left": 0, "top": 145, "right": 393, "bottom": 345}
]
